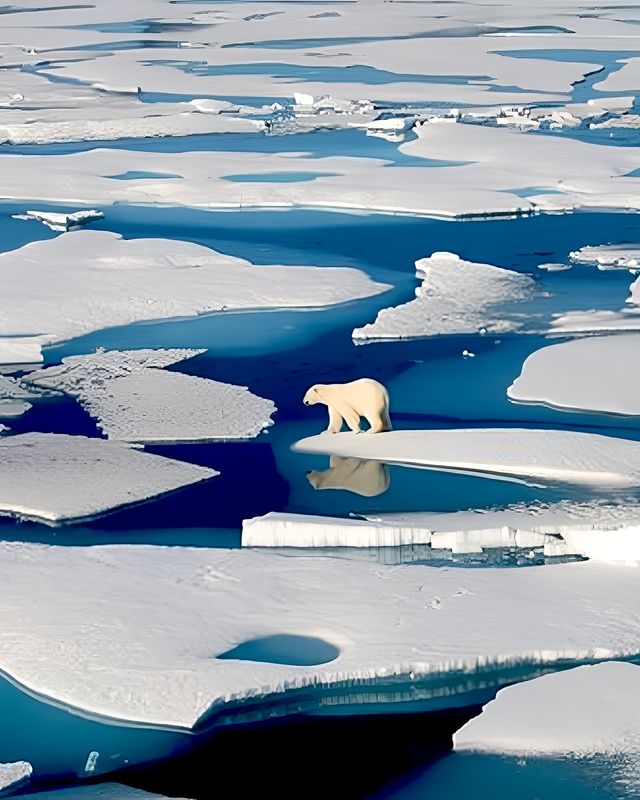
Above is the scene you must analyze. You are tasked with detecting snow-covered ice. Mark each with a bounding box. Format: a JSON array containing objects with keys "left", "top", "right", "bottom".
[
  {"left": 0, "top": 231, "right": 390, "bottom": 360},
  {"left": 294, "top": 428, "right": 640, "bottom": 488},
  {"left": 24, "top": 786, "right": 190, "bottom": 800},
  {"left": 26, "top": 349, "right": 276, "bottom": 443},
  {"left": 0, "top": 543, "right": 639, "bottom": 729},
  {"left": 0, "top": 433, "right": 217, "bottom": 524},
  {"left": 454, "top": 662, "right": 640, "bottom": 769},
  {"left": 570, "top": 244, "right": 640, "bottom": 270},
  {"left": 353, "top": 252, "right": 537, "bottom": 341},
  {"left": 0, "top": 337, "right": 47, "bottom": 366},
  {"left": 508, "top": 334, "right": 640, "bottom": 416},
  {"left": 0, "top": 375, "right": 43, "bottom": 419},
  {"left": 0, "top": 761, "right": 32, "bottom": 793},
  {"left": 12, "top": 209, "right": 104, "bottom": 232}
]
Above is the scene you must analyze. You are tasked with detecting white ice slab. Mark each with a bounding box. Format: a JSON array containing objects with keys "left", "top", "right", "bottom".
[
  {"left": 26, "top": 349, "right": 275, "bottom": 443},
  {"left": 353, "top": 252, "right": 537, "bottom": 340},
  {"left": 570, "top": 244, "right": 640, "bottom": 269},
  {"left": 508, "top": 334, "right": 640, "bottom": 416},
  {"left": 0, "top": 542, "right": 639, "bottom": 729},
  {"left": 26, "top": 786, "right": 190, "bottom": 800},
  {"left": 0, "top": 337, "right": 47, "bottom": 366},
  {"left": 0, "top": 433, "right": 217, "bottom": 524},
  {"left": 0, "top": 231, "right": 390, "bottom": 359},
  {"left": 12, "top": 209, "right": 104, "bottom": 232},
  {"left": 454, "top": 662, "right": 640, "bottom": 764},
  {"left": 0, "top": 761, "right": 32, "bottom": 793},
  {"left": 294, "top": 428, "right": 640, "bottom": 488}
]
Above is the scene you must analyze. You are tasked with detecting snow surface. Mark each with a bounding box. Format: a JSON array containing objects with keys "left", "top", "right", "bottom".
[
  {"left": 0, "top": 231, "right": 390, "bottom": 360},
  {"left": 0, "top": 543, "right": 639, "bottom": 729},
  {"left": 26, "top": 349, "right": 276, "bottom": 443},
  {"left": 454, "top": 662, "right": 640, "bottom": 764},
  {"left": 294, "top": 429, "right": 640, "bottom": 488},
  {"left": 508, "top": 334, "right": 640, "bottom": 416},
  {"left": 0, "top": 761, "right": 32, "bottom": 793},
  {"left": 0, "top": 433, "right": 217, "bottom": 524},
  {"left": 353, "top": 252, "right": 537, "bottom": 340}
]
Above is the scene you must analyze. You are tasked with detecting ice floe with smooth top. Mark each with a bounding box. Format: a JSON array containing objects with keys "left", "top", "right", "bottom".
[
  {"left": 508, "top": 333, "right": 640, "bottom": 416},
  {"left": 0, "top": 542, "right": 639, "bottom": 730},
  {"left": 25, "top": 349, "right": 276, "bottom": 443},
  {"left": 0, "top": 230, "right": 390, "bottom": 362},
  {"left": 0, "top": 433, "right": 217, "bottom": 524},
  {"left": 294, "top": 428, "right": 640, "bottom": 488},
  {"left": 454, "top": 662, "right": 640, "bottom": 774},
  {"left": 353, "top": 252, "right": 537, "bottom": 340}
]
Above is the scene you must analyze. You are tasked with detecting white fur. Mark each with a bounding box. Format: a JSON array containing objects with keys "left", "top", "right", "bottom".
[{"left": 303, "top": 378, "right": 392, "bottom": 434}]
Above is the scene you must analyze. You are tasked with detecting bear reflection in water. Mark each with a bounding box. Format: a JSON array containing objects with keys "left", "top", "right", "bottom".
[{"left": 306, "top": 455, "right": 390, "bottom": 497}]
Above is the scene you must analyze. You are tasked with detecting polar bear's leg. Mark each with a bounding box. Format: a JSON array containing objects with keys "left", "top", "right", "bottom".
[
  {"left": 366, "top": 409, "right": 392, "bottom": 434},
  {"left": 326, "top": 406, "right": 344, "bottom": 434},
  {"left": 336, "top": 404, "right": 362, "bottom": 433}
]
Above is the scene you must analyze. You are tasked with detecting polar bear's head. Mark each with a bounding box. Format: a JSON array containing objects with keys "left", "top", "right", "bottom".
[{"left": 303, "top": 384, "right": 326, "bottom": 406}]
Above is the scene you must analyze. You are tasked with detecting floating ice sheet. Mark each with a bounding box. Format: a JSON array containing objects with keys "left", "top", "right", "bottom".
[
  {"left": 571, "top": 243, "right": 640, "bottom": 270},
  {"left": 0, "top": 761, "right": 31, "bottom": 793},
  {"left": 0, "top": 433, "right": 217, "bottom": 524},
  {"left": 508, "top": 334, "right": 640, "bottom": 416},
  {"left": 0, "top": 542, "right": 639, "bottom": 729},
  {"left": 294, "top": 428, "right": 640, "bottom": 488},
  {"left": 353, "top": 252, "right": 537, "bottom": 340},
  {"left": 26, "top": 349, "right": 276, "bottom": 443},
  {"left": 0, "top": 231, "right": 390, "bottom": 361},
  {"left": 12, "top": 209, "right": 104, "bottom": 232}
]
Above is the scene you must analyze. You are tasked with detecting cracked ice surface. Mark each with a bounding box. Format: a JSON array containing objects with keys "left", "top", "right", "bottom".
[
  {"left": 455, "top": 663, "right": 640, "bottom": 780},
  {"left": 294, "top": 429, "right": 640, "bottom": 488},
  {"left": 352, "top": 252, "right": 537, "bottom": 341},
  {"left": 0, "top": 230, "right": 390, "bottom": 362},
  {"left": 508, "top": 334, "right": 640, "bottom": 416},
  {"left": 0, "top": 433, "right": 217, "bottom": 524},
  {"left": 26, "top": 349, "right": 276, "bottom": 443},
  {"left": 0, "top": 543, "right": 639, "bottom": 728}
]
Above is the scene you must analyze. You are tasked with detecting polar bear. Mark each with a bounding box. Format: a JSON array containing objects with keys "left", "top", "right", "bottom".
[
  {"left": 303, "top": 378, "right": 391, "bottom": 434},
  {"left": 307, "top": 456, "right": 390, "bottom": 496}
]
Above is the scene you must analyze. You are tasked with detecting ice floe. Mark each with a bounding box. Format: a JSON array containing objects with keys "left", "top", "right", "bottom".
[
  {"left": 0, "top": 542, "right": 639, "bottom": 729},
  {"left": 0, "top": 761, "right": 32, "bottom": 793},
  {"left": 26, "top": 349, "right": 276, "bottom": 443},
  {"left": 26, "top": 786, "right": 190, "bottom": 800},
  {"left": 294, "top": 428, "right": 640, "bottom": 488},
  {"left": 454, "top": 662, "right": 640, "bottom": 780},
  {"left": 353, "top": 252, "right": 537, "bottom": 341},
  {"left": 508, "top": 334, "right": 640, "bottom": 416},
  {"left": 0, "top": 231, "right": 390, "bottom": 361},
  {"left": 0, "top": 337, "right": 48, "bottom": 366},
  {"left": 0, "top": 374, "right": 43, "bottom": 419},
  {"left": 570, "top": 244, "right": 640, "bottom": 270},
  {"left": 12, "top": 209, "right": 104, "bottom": 232},
  {"left": 0, "top": 433, "right": 217, "bottom": 524}
]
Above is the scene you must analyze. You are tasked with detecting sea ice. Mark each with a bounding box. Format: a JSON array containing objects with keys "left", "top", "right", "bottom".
[
  {"left": 454, "top": 662, "right": 640, "bottom": 772},
  {"left": 353, "top": 252, "right": 537, "bottom": 340},
  {"left": 25, "top": 786, "right": 190, "bottom": 800},
  {"left": 570, "top": 243, "right": 640, "bottom": 270},
  {"left": 294, "top": 428, "right": 640, "bottom": 488},
  {"left": 0, "top": 375, "right": 43, "bottom": 419},
  {"left": 12, "top": 209, "right": 104, "bottom": 232},
  {"left": 26, "top": 349, "right": 276, "bottom": 443},
  {"left": 0, "top": 761, "right": 32, "bottom": 793},
  {"left": 0, "top": 543, "right": 639, "bottom": 729},
  {"left": 0, "top": 231, "right": 390, "bottom": 361},
  {"left": 0, "top": 433, "right": 217, "bottom": 524},
  {"left": 508, "top": 334, "right": 640, "bottom": 416}
]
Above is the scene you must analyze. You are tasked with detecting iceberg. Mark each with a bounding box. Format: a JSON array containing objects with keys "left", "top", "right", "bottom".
[
  {"left": 508, "top": 334, "right": 640, "bottom": 416},
  {"left": 0, "top": 433, "right": 217, "bottom": 525},
  {"left": 0, "top": 761, "right": 32, "bottom": 793},
  {"left": 0, "top": 542, "right": 638, "bottom": 730},
  {"left": 12, "top": 209, "right": 104, "bottom": 232},
  {"left": 26, "top": 349, "right": 276, "bottom": 444},
  {"left": 294, "top": 428, "right": 640, "bottom": 488},
  {"left": 0, "top": 231, "right": 390, "bottom": 361},
  {"left": 353, "top": 252, "right": 537, "bottom": 341}
]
